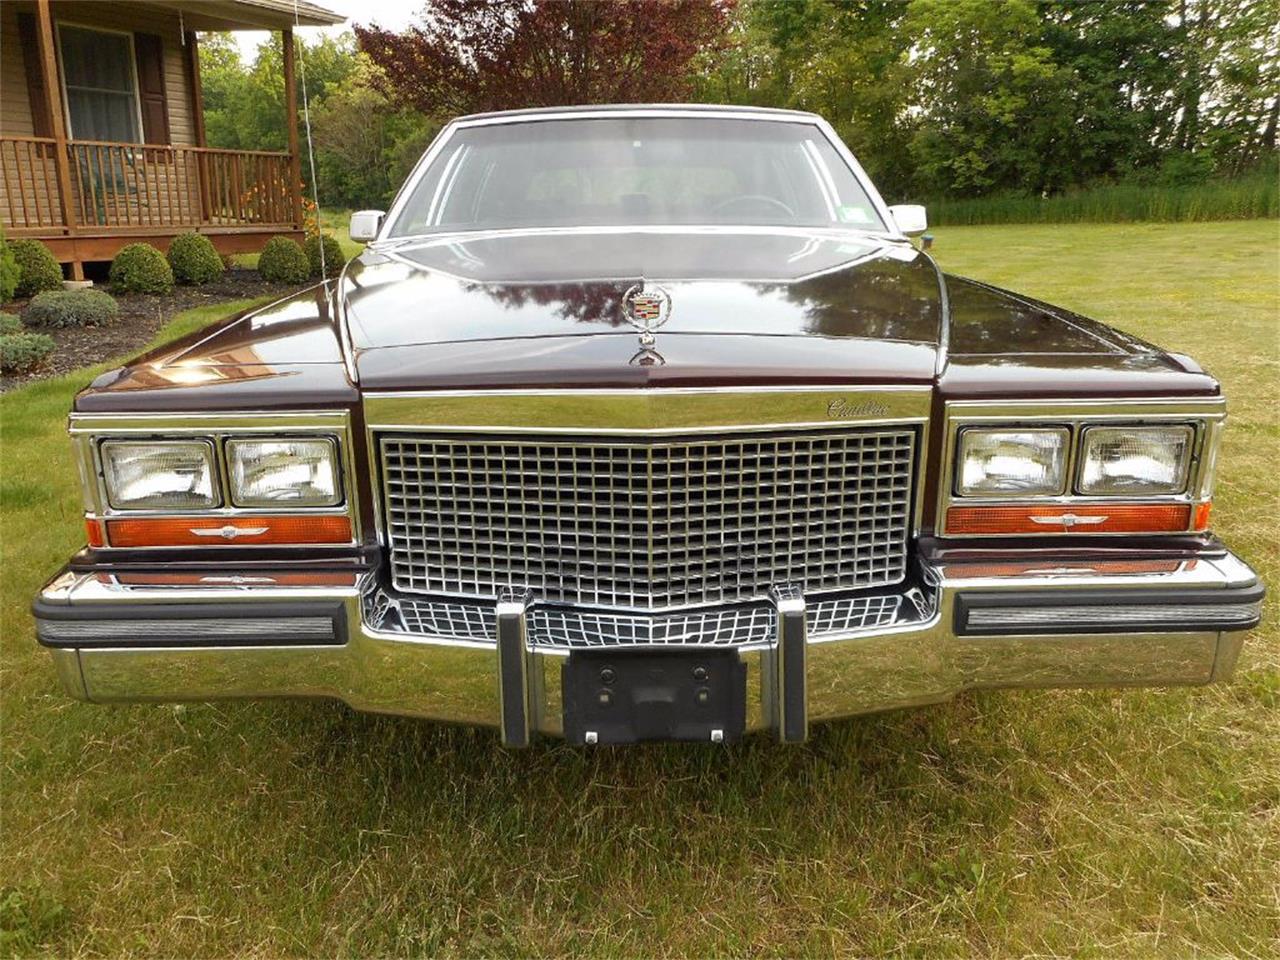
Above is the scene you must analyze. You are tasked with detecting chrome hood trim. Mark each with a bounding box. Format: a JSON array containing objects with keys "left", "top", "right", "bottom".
[{"left": 363, "top": 385, "right": 932, "bottom": 433}]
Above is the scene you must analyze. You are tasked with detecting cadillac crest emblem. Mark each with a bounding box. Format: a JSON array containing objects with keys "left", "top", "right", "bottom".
[{"left": 622, "top": 284, "right": 671, "bottom": 347}]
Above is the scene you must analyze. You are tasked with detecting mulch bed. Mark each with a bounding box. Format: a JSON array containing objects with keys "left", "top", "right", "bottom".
[{"left": 1, "top": 269, "right": 303, "bottom": 392}]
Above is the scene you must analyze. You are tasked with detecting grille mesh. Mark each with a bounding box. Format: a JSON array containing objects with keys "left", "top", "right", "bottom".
[
  {"left": 383, "top": 593, "right": 909, "bottom": 648},
  {"left": 380, "top": 428, "right": 915, "bottom": 610}
]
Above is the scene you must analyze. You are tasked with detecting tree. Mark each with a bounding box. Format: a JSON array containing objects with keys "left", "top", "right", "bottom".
[
  {"left": 901, "top": 0, "right": 1080, "bottom": 197},
  {"left": 311, "top": 59, "right": 438, "bottom": 208},
  {"left": 354, "top": 0, "right": 735, "bottom": 118},
  {"left": 202, "top": 31, "right": 360, "bottom": 153}
]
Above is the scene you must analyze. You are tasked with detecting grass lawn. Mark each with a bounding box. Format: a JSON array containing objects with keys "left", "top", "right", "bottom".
[{"left": 1, "top": 221, "right": 1277, "bottom": 957}]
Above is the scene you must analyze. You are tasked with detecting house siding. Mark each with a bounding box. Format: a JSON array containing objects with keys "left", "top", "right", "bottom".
[
  {"left": 1, "top": 1, "right": 302, "bottom": 267},
  {"left": 0, "top": 3, "right": 38, "bottom": 137},
  {"left": 0, "top": 1, "right": 196, "bottom": 145},
  {"left": 2, "top": 1, "right": 205, "bottom": 236}
]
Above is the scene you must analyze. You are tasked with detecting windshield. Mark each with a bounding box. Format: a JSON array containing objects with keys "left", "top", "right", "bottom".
[{"left": 386, "top": 117, "right": 886, "bottom": 237}]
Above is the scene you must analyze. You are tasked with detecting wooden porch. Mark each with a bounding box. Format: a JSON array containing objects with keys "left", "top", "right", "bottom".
[
  {"left": 0, "top": 0, "right": 345, "bottom": 277},
  {"left": 0, "top": 137, "right": 301, "bottom": 265}
]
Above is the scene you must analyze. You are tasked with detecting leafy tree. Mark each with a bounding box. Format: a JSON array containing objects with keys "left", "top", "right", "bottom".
[
  {"left": 311, "top": 58, "right": 438, "bottom": 209},
  {"left": 355, "top": 0, "right": 735, "bottom": 118},
  {"left": 203, "top": 32, "right": 360, "bottom": 154},
  {"left": 719, "top": 1, "right": 917, "bottom": 197},
  {"left": 901, "top": 0, "right": 1079, "bottom": 196}
]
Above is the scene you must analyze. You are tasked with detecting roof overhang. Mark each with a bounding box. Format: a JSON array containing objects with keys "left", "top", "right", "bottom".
[{"left": 142, "top": 0, "right": 346, "bottom": 30}]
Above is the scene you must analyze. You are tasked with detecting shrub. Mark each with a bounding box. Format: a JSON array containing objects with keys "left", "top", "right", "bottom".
[
  {"left": 0, "top": 313, "right": 22, "bottom": 335},
  {"left": 257, "top": 237, "right": 310, "bottom": 283},
  {"left": 22, "top": 288, "right": 119, "bottom": 328},
  {"left": 10, "top": 239, "right": 62, "bottom": 298},
  {"left": 0, "top": 330, "right": 55, "bottom": 373},
  {"left": 0, "top": 235, "right": 19, "bottom": 302},
  {"left": 304, "top": 233, "right": 346, "bottom": 279},
  {"left": 109, "top": 243, "right": 174, "bottom": 294},
  {"left": 167, "top": 233, "right": 224, "bottom": 285}
]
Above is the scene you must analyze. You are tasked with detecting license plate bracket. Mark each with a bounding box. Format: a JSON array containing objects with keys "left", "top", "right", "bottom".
[{"left": 562, "top": 649, "right": 746, "bottom": 745}]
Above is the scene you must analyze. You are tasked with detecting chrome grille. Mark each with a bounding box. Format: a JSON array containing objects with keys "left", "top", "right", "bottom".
[
  {"left": 376, "top": 592, "right": 912, "bottom": 649},
  {"left": 379, "top": 428, "right": 915, "bottom": 610}
]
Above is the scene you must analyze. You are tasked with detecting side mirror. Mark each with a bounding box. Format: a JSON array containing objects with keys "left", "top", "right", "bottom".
[
  {"left": 887, "top": 204, "right": 927, "bottom": 237},
  {"left": 349, "top": 209, "right": 385, "bottom": 243}
]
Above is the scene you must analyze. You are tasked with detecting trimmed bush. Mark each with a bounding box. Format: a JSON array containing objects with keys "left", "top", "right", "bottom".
[
  {"left": 0, "top": 236, "right": 19, "bottom": 302},
  {"left": 109, "top": 243, "right": 174, "bottom": 294},
  {"left": 167, "top": 233, "right": 224, "bottom": 285},
  {"left": 257, "top": 237, "right": 310, "bottom": 283},
  {"left": 304, "top": 233, "right": 346, "bottom": 279},
  {"left": 0, "top": 313, "right": 22, "bottom": 335},
  {"left": 0, "top": 330, "right": 55, "bottom": 373},
  {"left": 23, "top": 289, "right": 119, "bottom": 328},
  {"left": 10, "top": 239, "right": 62, "bottom": 298}
]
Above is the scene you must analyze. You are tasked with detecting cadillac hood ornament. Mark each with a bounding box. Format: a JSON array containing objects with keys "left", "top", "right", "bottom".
[{"left": 622, "top": 284, "right": 671, "bottom": 347}]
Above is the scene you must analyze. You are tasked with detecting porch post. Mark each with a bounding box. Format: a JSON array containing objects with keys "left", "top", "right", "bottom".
[
  {"left": 184, "top": 31, "right": 213, "bottom": 222},
  {"left": 281, "top": 28, "right": 303, "bottom": 231},
  {"left": 35, "top": 0, "right": 81, "bottom": 278}
]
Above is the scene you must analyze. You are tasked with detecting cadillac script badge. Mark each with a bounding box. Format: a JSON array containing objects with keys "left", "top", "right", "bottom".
[{"left": 622, "top": 285, "right": 671, "bottom": 347}]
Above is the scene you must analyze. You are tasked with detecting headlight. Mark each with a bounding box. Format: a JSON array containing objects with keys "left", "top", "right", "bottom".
[
  {"left": 101, "top": 441, "right": 218, "bottom": 510},
  {"left": 1078, "top": 425, "right": 1192, "bottom": 495},
  {"left": 227, "top": 438, "right": 341, "bottom": 507},
  {"left": 957, "top": 428, "right": 1068, "bottom": 496}
]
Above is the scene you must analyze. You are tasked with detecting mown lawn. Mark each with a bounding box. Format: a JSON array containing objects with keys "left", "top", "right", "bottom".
[{"left": 1, "top": 222, "right": 1276, "bottom": 957}]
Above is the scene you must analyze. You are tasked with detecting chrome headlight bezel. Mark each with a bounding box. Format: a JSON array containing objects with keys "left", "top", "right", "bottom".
[
  {"left": 226, "top": 437, "right": 343, "bottom": 508},
  {"left": 100, "top": 439, "right": 220, "bottom": 511},
  {"left": 937, "top": 397, "right": 1226, "bottom": 537},
  {"left": 71, "top": 412, "right": 362, "bottom": 550},
  {"left": 955, "top": 427, "right": 1070, "bottom": 497}
]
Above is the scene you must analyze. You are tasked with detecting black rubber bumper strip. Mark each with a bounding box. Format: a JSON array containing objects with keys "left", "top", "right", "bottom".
[
  {"left": 32, "top": 598, "right": 349, "bottom": 649},
  {"left": 955, "top": 582, "right": 1265, "bottom": 637}
]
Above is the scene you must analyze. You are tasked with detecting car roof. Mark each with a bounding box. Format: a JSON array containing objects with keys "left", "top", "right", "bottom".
[{"left": 453, "top": 103, "right": 823, "bottom": 124}]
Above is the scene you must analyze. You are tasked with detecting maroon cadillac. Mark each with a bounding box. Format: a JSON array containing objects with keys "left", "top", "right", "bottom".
[{"left": 34, "top": 106, "right": 1263, "bottom": 745}]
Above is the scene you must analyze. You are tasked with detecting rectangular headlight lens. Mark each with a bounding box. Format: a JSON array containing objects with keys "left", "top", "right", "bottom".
[
  {"left": 101, "top": 441, "right": 217, "bottom": 510},
  {"left": 1078, "top": 425, "right": 1193, "bottom": 495},
  {"left": 227, "top": 438, "right": 341, "bottom": 507},
  {"left": 957, "top": 428, "right": 1068, "bottom": 496}
]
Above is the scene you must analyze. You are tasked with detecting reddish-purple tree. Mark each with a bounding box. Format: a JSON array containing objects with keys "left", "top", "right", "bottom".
[{"left": 354, "top": 0, "right": 734, "bottom": 117}]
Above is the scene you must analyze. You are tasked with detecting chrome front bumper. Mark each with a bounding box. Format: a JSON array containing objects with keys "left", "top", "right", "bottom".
[{"left": 34, "top": 550, "right": 1263, "bottom": 743}]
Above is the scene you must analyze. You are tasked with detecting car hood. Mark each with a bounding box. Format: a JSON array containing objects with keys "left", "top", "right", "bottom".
[
  {"left": 342, "top": 229, "right": 945, "bottom": 388},
  {"left": 74, "top": 228, "right": 1218, "bottom": 411}
]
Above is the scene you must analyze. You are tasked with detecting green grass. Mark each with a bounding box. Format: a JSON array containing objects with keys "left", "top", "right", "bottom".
[
  {"left": 930, "top": 172, "right": 1279, "bottom": 226},
  {"left": 2, "top": 222, "right": 1278, "bottom": 956}
]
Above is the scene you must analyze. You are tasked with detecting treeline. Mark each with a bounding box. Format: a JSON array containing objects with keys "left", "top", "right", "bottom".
[
  {"left": 200, "top": 33, "right": 438, "bottom": 213},
  {"left": 203, "top": 0, "right": 1279, "bottom": 220}
]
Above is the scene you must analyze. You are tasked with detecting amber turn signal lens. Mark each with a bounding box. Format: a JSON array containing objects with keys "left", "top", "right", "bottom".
[
  {"left": 104, "top": 515, "right": 352, "bottom": 547},
  {"left": 85, "top": 518, "right": 105, "bottom": 547},
  {"left": 1193, "top": 501, "right": 1212, "bottom": 531},
  {"left": 945, "top": 503, "right": 1192, "bottom": 536}
]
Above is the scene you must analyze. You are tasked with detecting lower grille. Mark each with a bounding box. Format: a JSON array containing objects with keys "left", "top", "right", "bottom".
[
  {"left": 379, "top": 593, "right": 912, "bottom": 649},
  {"left": 379, "top": 427, "right": 916, "bottom": 610}
]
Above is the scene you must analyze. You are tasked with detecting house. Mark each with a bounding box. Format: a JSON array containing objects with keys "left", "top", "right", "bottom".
[{"left": 1, "top": 0, "right": 345, "bottom": 279}]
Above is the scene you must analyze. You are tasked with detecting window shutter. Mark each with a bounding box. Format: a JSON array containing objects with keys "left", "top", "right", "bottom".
[
  {"left": 16, "top": 13, "right": 54, "bottom": 139},
  {"left": 133, "top": 33, "right": 171, "bottom": 144}
]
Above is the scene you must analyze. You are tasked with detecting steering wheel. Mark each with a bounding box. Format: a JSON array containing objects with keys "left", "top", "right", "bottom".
[{"left": 711, "top": 194, "right": 797, "bottom": 219}]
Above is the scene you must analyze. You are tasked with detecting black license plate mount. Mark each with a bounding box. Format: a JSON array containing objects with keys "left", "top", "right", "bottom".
[{"left": 562, "top": 649, "right": 746, "bottom": 745}]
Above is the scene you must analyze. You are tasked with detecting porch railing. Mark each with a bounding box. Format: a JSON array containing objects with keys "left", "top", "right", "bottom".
[{"left": 0, "top": 136, "right": 298, "bottom": 233}]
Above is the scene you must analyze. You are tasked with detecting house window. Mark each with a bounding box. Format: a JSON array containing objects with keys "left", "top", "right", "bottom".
[{"left": 58, "top": 25, "right": 141, "bottom": 143}]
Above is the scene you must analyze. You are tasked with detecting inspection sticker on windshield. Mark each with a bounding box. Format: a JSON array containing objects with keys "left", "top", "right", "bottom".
[{"left": 838, "top": 205, "right": 873, "bottom": 223}]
